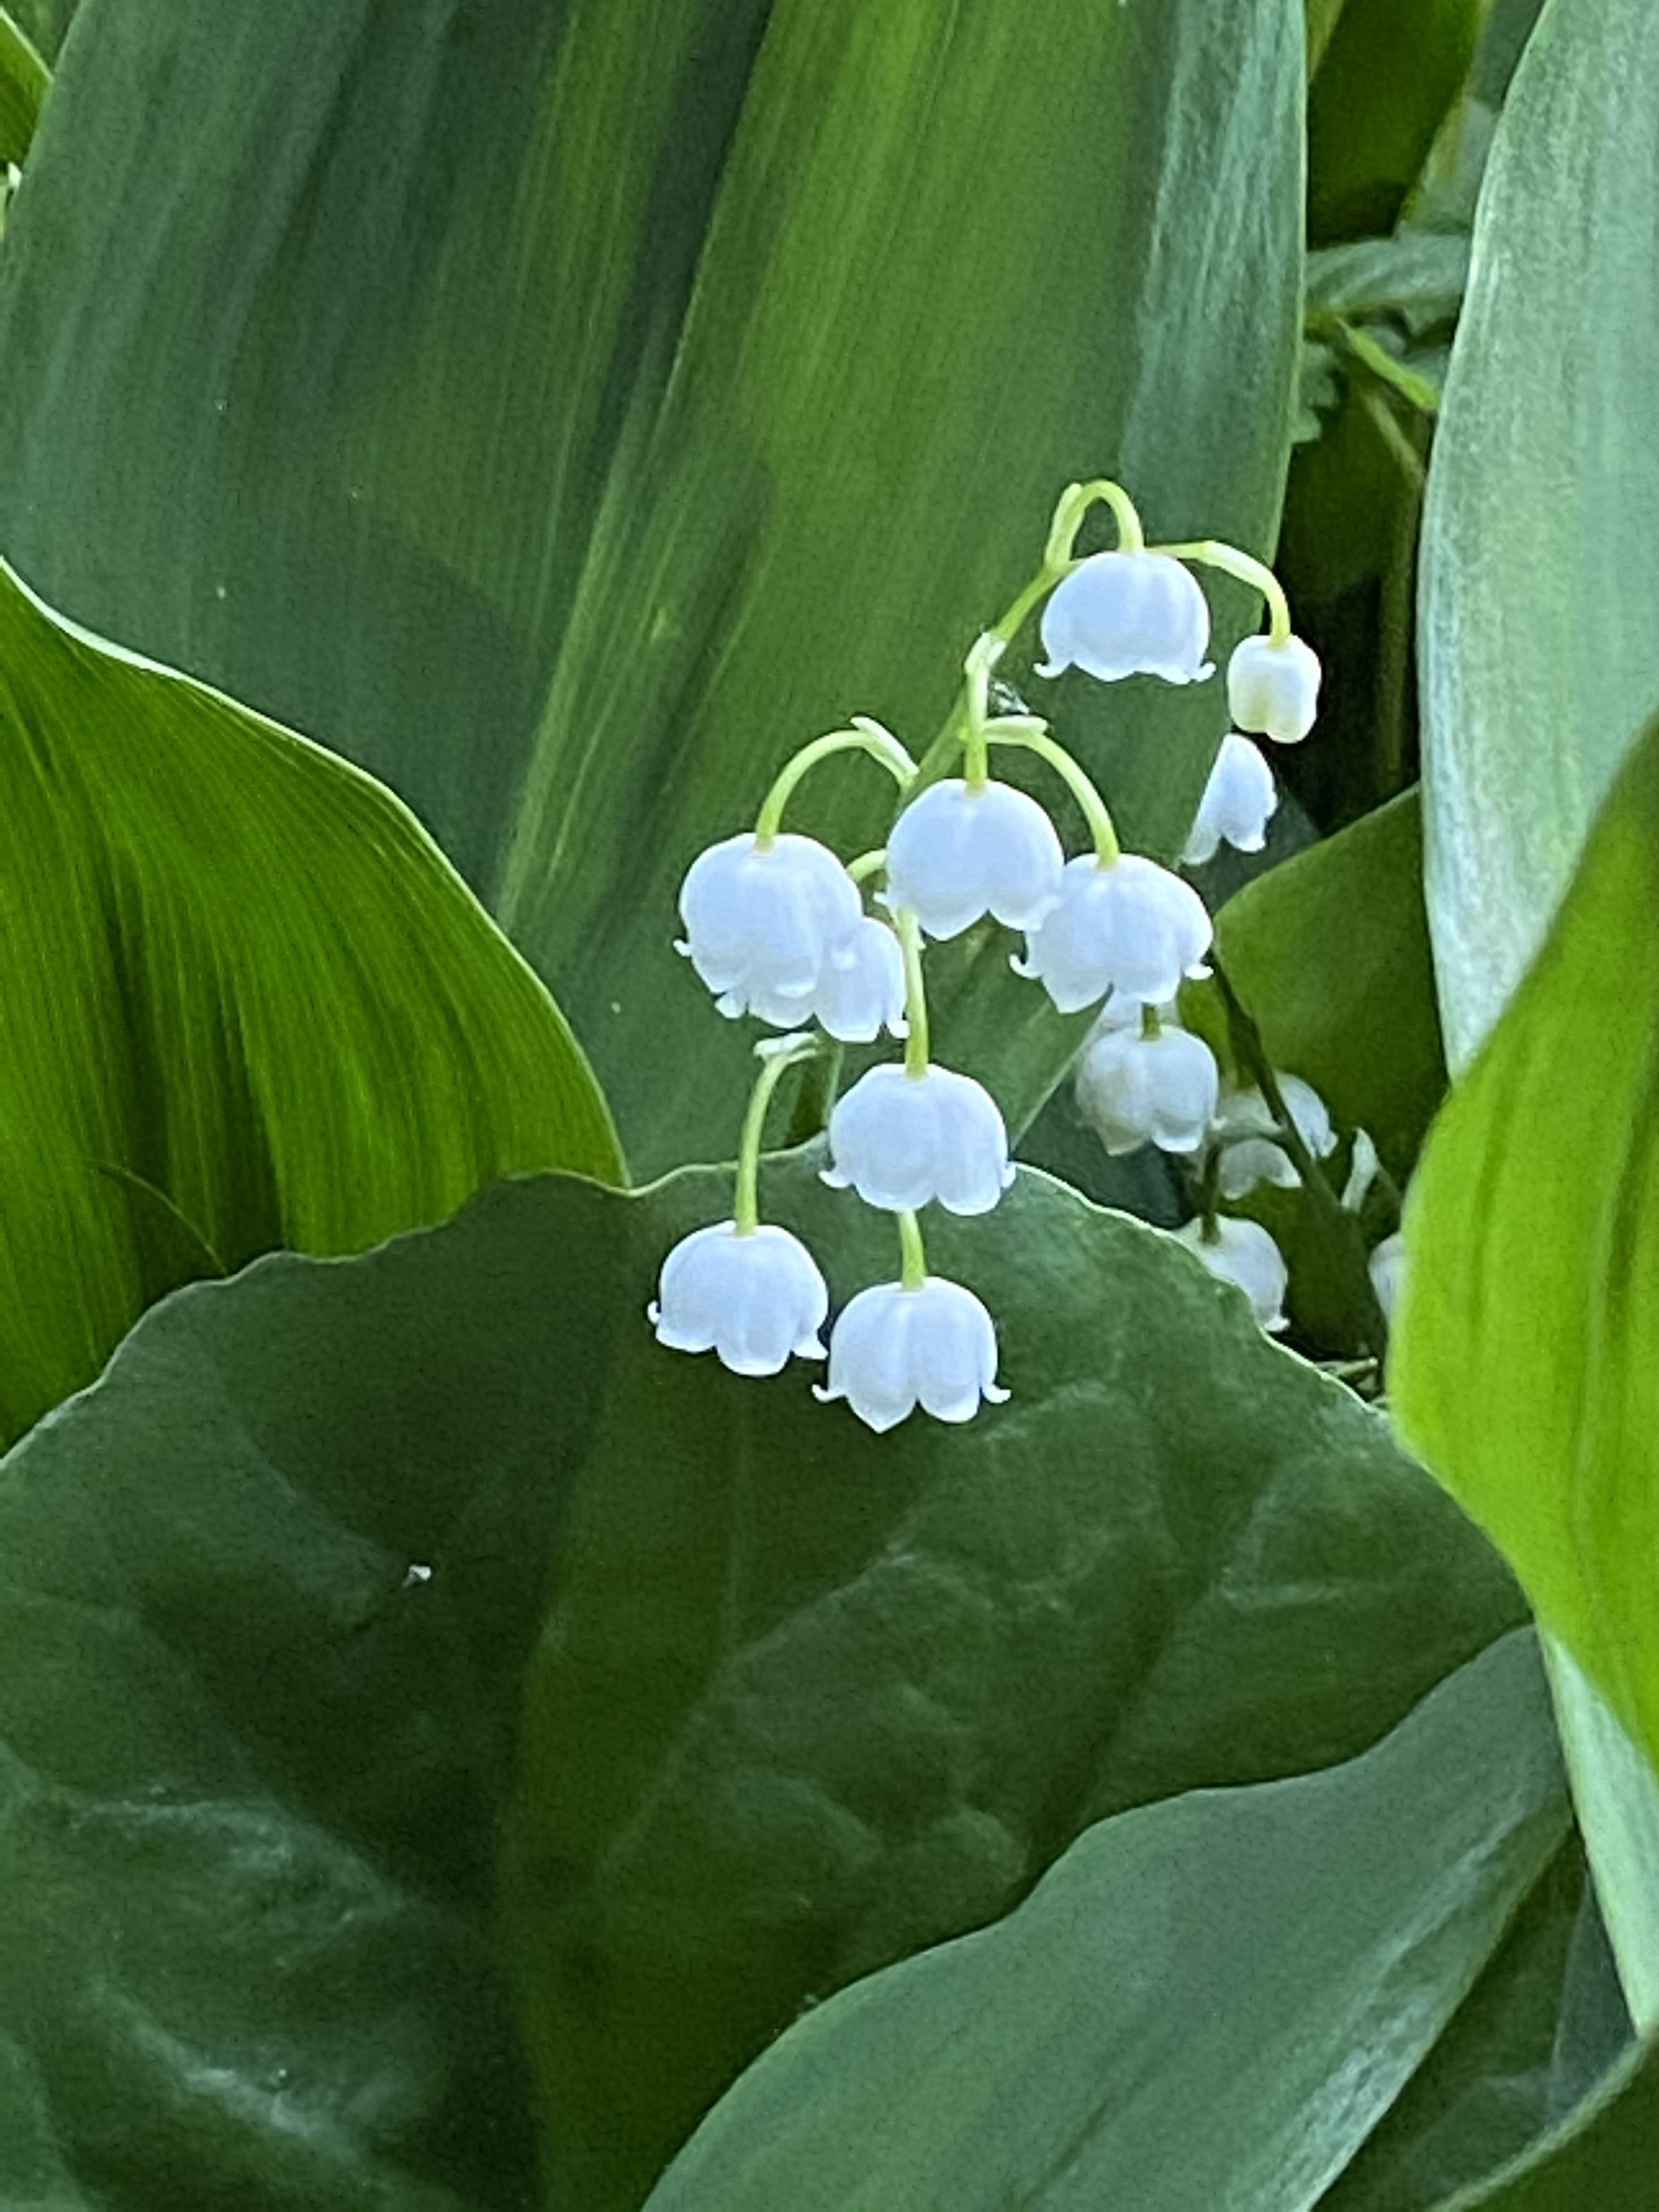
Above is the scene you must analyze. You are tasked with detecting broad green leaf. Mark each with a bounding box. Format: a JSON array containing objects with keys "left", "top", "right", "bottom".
[
  {"left": 0, "top": 7, "right": 45, "bottom": 164},
  {"left": 0, "top": 0, "right": 1305, "bottom": 1172},
  {"left": 1436, "top": 2034, "right": 1659, "bottom": 2210},
  {"left": 0, "top": 1151, "right": 1520, "bottom": 2204},
  {"left": 1307, "top": 0, "right": 1486, "bottom": 241},
  {"left": 1393, "top": 719, "right": 1659, "bottom": 2018},
  {"left": 1418, "top": 0, "right": 1659, "bottom": 1071},
  {"left": 2, "top": 0, "right": 64, "bottom": 63},
  {"left": 1319, "top": 1838, "right": 1627, "bottom": 2212},
  {"left": 642, "top": 1634, "right": 1567, "bottom": 2212},
  {"left": 507, "top": 1153, "right": 1525, "bottom": 2209},
  {"left": 1212, "top": 788, "right": 1446, "bottom": 1177},
  {"left": 0, "top": 560, "right": 619, "bottom": 1444}
]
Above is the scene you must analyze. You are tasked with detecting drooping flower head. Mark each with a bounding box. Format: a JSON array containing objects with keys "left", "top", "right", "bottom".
[
  {"left": 885, "top": 777, "right": 1063, "bottom": 939},
  {"left": 1183, "top": 733, "right": 1279, "bottom": 866},
  {"left": 1173, "top": 1216, "right": 1289, "bottom": 1334},
  {"left": 1016, "top": 854, "right": 1212, "bottom": 1013},
  {"left": 1213, "top": 1075, "right": 1336, "bottom": 1200},
  {"left": 676, "top": 831, "right": 861, "bottom": 1023},
  {"left": 1369, "top": 1230, "right": 1407, "bottom": 1327},
  {"left": 1037, "top": 551, "right": 1213, "bottom": 686},
  {"left": 649, "top": 1221, "right": 829, "bottom": 1375},
  {"left": 812, "top": 916, "right": 908, "bottom": 1043},
  {"left": 824, "top": 1063, "right": 1013, "bottom": 1216},
  {"left": 815, "top": 1277, "right": 1009, "bottom": 1431},
  {"left": 1227, "top": 634, "right": 1322, "bottom": 745},
  {"left": 1075, "top": 1012, "right": 1219, "bottom": 1156}
]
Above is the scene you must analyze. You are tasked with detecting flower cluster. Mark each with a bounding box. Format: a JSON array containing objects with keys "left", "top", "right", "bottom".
[{"left": 650, "top": 478, "right": 1326, "bottom": 1425}]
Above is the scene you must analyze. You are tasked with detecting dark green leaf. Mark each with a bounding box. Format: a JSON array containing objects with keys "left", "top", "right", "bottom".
[
  {"left": 1212, "top": 788, "right": 1446, "bottom": 1177},
  {"left": 0, "top": 0, "right": 1305, "bottom": 1171},
  {"left": 641, "top": 1634, "right": 1567, "bottom": 2212},
  {"left": 1308, "top": 0, "right": 1485, "bottom": 241},
  {"left": 1320, "top": 1841, "right": 1625, "bottom": 2212},
  {"left": 0, "top": 560, "right": 619, "bottom": 1444},
  {"left": 1434, "top": 2034, "right": 1659, "bottom": 2210},
  {"left": 506, "top": 1152, "right": 1526, "bottom": 2209}
]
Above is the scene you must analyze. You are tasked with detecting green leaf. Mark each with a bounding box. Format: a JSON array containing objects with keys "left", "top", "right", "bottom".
[
  {"left": 1435, "top": 2034, "right": 1659, "bottom": 2210},
  {"left": 1212, "top": 787, "right": 1447, "bottom": 1178},
  {"left": 640, "top": 1634, "right": 1567, "bottom": 2212},
  {"left": 506, "top": 1152, "right": 1526, "bottom": 2209},
  {"left": 1306, "top": 232, "right": 1470, "bottom": 333},
  {"left": 1418, "top": 0, "right": 1659, "bottom": 1070},
  {"left": 0, "top": 1150, "right": 1521, "bottom": 2204},
  {"left": 1307, "top": 0, "right": 1486, "bottom": 241},
  {"left": 0, "top": 7, "right": 46, "bottom": 165},
  {"left": 0, "top": 0, "right": 1305, "bottom": 1173},
  {"left": 1, "top": 0, "right": 65, "bottom": 63},
  {"left": 0, "top": 560, "right": 619, "bottom": 1444},
  {"left": 1393, "top": 718, "right": 1659, "bottom": 2017},
  {"left": 1320, "top": 1838, "right": 1627, "bottom": 2212}
]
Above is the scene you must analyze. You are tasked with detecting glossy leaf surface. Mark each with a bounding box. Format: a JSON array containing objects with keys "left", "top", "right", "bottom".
[
  {"left": 642, "top": 1635, "right": 1566, "bottom": 2212},
  {"left": 0, "top": 561, "right": 619, "bottom": 1444},
  {"left": 0, "top": 0, "right": 1305, "bottom": 1170}
]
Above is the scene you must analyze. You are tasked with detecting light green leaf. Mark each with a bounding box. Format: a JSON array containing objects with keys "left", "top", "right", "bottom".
[
  {"left": 0, "top": 0, "right": 1305, "bottom": 1172},
  {"left": 641, "top": 1634, "right": 1567, "bottom": 2212},
  {"left": 1418, "top": 0, "right": 1659, "bottom": 1070},
  {"left": 0, "top": 560, "right": 619, "bottom": 1444},
  {"left": 1393, "top": 717, "right": 1659, "bottom": 2019},
  {"left": 507, "top": 1152, "right": 1526, "bottom": 2209},
  {"left": 0, "top": 7, "right": 46, "bottom": 165},
  {"left": 1212, "top": 787, "right": 1447, "bottom": 1177}
]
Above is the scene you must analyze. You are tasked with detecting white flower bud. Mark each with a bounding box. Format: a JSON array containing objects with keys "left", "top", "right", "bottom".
[
  {"left": 1227, "top": 634, "right": 1322, "bottom": 745},
  {"left": 1015, "top": 854, "right": 1212, "bottom": 1013},
  {"left": 649, "top": 1221, "right": 829, "bottom": 1375},
  {"left": 1075, "top": 1020, "right": 1219, "bottom": 1155},
  {"left": 1214, "top": 1075, "right": 1335, "bottom": 1199},
  {"left": 814, "top": 1277, "right": 1009, "bottom": 1431},
  {"left": 1182, "top": 733, "right": 1279, "bottom": 866},
  {"left": 676, "top": 831, "right": 862, "bottom": 1023},
  {"left": 1369, "top": 1230, "right": 1407, "bottom": 1325},
  {"left": 812, "top": 916, "right": 907, "bottom": 1043},
  {"left": 1037, "top": 551, "right": 1213, "bottom": 686},
  {"left": 885, "top": 777, "right": 1063, "bottom": 939},
  {"left": 1173, "top": 1216, "right": 1289, "bottom": 1333},
  {"left": 824, "top": 1063, "right": 1013, "bottom": 1215}
]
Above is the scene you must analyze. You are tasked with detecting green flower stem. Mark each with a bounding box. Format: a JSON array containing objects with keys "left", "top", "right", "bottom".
[
  {"left": 897, "top": 906, "right": 930, "bottom": 1077},
  {"left": 1140, "top": 1001, "right": 1163, "bottom": 1041},
  {"left": 961, "top": 635, "right": 997, "bottom": 789},
  {"left": 733, "top": 1035, "right": 821, "bottom": 1234},
  {"left": 1154, "top": 538, "right": 1293, "bottom": 646},
  {"left": 898, "top": 1208, "right": 928, "bottom": 1290},
  {"left": 754, "top": 717, "right": 917, "bottom": 845},
  {"left": 1044, "top": 477, "right": 1146, "bottom": 568},
  {"left": 847, "top": 847, "right": 888, "bottom": 885},
  {"left": 985, "top": 725, "right": 1120, "bottom": 863}
]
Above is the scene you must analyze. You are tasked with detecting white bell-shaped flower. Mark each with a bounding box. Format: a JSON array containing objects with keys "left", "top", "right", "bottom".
[
  {"left": 1173, "top": 1216, "right": 1289, "bottom": 1333},
  {"left": 1214, "top": 1075, "right": 1336, "bottom": 1199},
  {"left": 812, "top": 916, "right": 907, "bottom": 1043},
  {"left": 824, "top": 1063, "right": 1013, "bottom": 1215},
  {"left": 1369, "top": 1230, "right": 1407, "bottom": 1325},
  {"left": 648, "top": 1221, "right": 829, "bottom": 1375},
  {"left": 677, "top": 831, "right": 862, "bottom": 1022},
  {"left": 1075, "top": 1018, "right": 1219, "bottom": 1156},
  {"left": 1182, "top": 733, "right": 1279, "bottom": 865},
  {"left": 1015, "top": 854, "right": 1212, "bottom": 1013},
  {"left": 1227, "top": 634, "right": 1322, "bottom": 745},
  {"left": 884, "top": 777, "right": 1064, "bottom": 939},
  {"left": 1037, "top": 551, "right": 1213, "bottom": 686},
  {"left": 815, "top": 1277, "right": 1009, "bottom": 1431}
]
